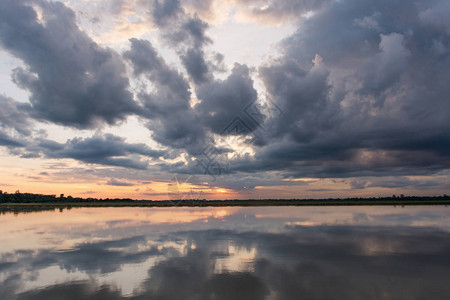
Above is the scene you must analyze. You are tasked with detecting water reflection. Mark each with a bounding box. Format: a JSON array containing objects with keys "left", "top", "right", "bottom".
[{"left": 1, "top": 206, "right": 450, "bottom": 299}]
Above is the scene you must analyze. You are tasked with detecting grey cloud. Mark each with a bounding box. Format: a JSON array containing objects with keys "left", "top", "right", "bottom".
[
  {"left": 0, "top": 95, "right": 31, "bottom": 150},
  {"left": 179, "top": 15, "right": 212, "bottom": 48},
  {"left": 0, "top": 95, "right": 31, "bottom": 135},
  {"left": 145, "top": 113, "right": 206, "bottom": 155},
  {"left": 196, "top": 63, "right": 258, "bottom": 135},
  {"left": 349, "top": 179, "right": 368, "bottom": 190},
  {"left": 150, "top": 0, "right": 183, "bottom": 26},
  {"left": 106, "top": 178, "right": 135, "bottom": 186},
  {"left": 222, "top": 0, "right": 450, "bottom": 178},
  {"left": 259, "top": 57, "right": 333, "bottom": 144},
  {"left": 124, "top": 38, "right": 206, "bottom": 154},
  {"left": 1, "top": 0, "right": 449, "bottom": 186},
  {"left": 17, "top": 282, "right": 123, "bottom": 300},
  {"left": 152, "top": 2, "right": 211, "bottom": 49},
  {"left": 124, "top": 38, "right": 191, "bottom": 113},
  {"left": 181, "top": 48, "right": 210, "bottom": 84},
  {"left": 38, "top": 139, "right": 65, "bottom": 151},
  {"left": 127, "top": 0, "right": 450, "bottom": 183},
  {"left": 419, "top": 1, "right": 450, "bottom": 34},
  {"left": 0, "top": 0, "right": 139, "bottom": 128},
  {"left": 37, "top": 134, "right": 164, "bottom": 170},
  {"left": 149, "top": 0, "right": 214, "bottom": 84},
  {"left": 124, "top": 38, "right": 169, "bottom": 78},
  {"left": 42, "top": 165, "right": 169, "bottom": 189},
  {"left": 233, "top": 148, "right": 450, "bottom": 179},
  {"left": 358, "top": 33, "right": 411, "bottom": 101},
  {"left": 19, "top": 152, "right": 40, "bottom": 158},
  {"left": 215, "top": 173, "right": 312, "bottom": 191},
  {"left": 367, "top": 176, "right": 448, "bottom": 189},
  {"left": 148, "top": 62, "right": 262, "bottom": 175},
  {"left": 0, "top": 131, "right": 25, "bottom": 148},
  {"left": 125, "top": 5, "right": 261, "bottom": 159}
]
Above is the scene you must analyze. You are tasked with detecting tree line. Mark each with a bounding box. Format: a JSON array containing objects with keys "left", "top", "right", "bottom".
[{"left": 1, "top": 190, "right": 449, "bottom": 206}]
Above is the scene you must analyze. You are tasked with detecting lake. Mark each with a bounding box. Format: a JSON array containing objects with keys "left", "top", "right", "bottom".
[{"left": 1, "top": 205, "right": 450, "bottom": 299}]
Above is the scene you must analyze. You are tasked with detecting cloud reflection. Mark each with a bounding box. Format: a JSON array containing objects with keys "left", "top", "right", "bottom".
[{"left": 1, "top": 222, "right": 450, "bottom": 299}]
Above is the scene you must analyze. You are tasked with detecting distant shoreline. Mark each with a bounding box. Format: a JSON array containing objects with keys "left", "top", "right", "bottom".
[
  {"left": 1, "top": 201, "right": 450, "bottom": 208},
  {"left": 1, "top": 191, "right": 450, "bottom": 210},
  {"left": 2, "top": 196, "right": 450, "bottom": 209}
]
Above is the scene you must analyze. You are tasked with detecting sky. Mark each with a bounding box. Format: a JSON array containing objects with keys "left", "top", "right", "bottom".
[{"left": 0, "top": 0, "right": 449, "bottom": 200}]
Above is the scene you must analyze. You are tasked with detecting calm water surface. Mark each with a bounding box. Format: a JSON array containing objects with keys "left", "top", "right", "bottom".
[{"left": 1, "top": 206, "right": 450, "bottom": 299}]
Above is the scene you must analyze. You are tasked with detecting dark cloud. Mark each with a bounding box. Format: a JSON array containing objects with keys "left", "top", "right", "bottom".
[
  {"left": 150, "top": 0, "right": 183, "bottom": 26},
  {"left": 259, "top": 56, "right": 332, "bottom": 143},
  {"left": 134, "top": 60, "right": 259, "bottom": 158},
  {"left": 106, "top": 178, "right": 135, "bottom": 186},
  {"left": 180, "top": 48, "right": 210, "bottom": 84},
  {"left": 0, "top": 131, "right": 25, "bottom": 148},
  {"left": 366, "top": 176, "right": 448, "bottom": 189},
  {"left": 37, "top": 134, "right": 164, "bottom": 169},
  {"left": 181, "top": 15, "right": 212, "bottom": 48},
  {"left": 124, "top": 36, "right": 257, "bottom": 159},
  {"left": 124, "top": 38, "right": 206, "bottom": 154},
  {"left": 0, "top": 95, "right": 30, "bottom": 149},
  {"left": 149, "top": 0, "right": 214, "bottom": 84},
  {"left": 126, "top": 0, "right": 450, "bottom": 183},
  {"left": 0, "top": 0, "right": 449, "bottom": 188},
  {"left": 196, "top": 63, "right": 258, "bottom": 135},
  {"left": 0, "top": 0, "right": 139, "bottom": 128},
  {"left": 349, "top": 179, "right": 368, "bottom": 190},
  {"left": 124, "top": 41, "right": 263, "bottom": 175},
  {"left": 124, "top": 38, "right": 170, "bottom": 78},
  {"left": 0, "top": 95, "right": 31, "bottom": 135},
  {"left": 161, "top": 14, "right": 211, "bottom": 49},
  {"left": 124, "top": 38, "right": 191, "bottom": 111},
  {"left": 17, "top": 282, "right": 123, "bottom": 300},
  {"left": 216, "top": 0, "right": 450, "bottom": 179}
]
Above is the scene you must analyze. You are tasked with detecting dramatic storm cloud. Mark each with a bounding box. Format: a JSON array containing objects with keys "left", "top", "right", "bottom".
[
  {"left": 229, "top": 0, "right": 450, "bottom": 179},
  {"left": 0, "top": 0, "right": 449, "bottom": 198},
  {"left": 0, "top": 0, "right": 139, "bottom": 128},
  {"left": 36, "top": 134, "right": 165, "bottom": 169}
]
